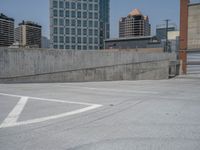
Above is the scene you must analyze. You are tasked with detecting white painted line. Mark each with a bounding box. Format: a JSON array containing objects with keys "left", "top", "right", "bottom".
[
  {"left": 0, "top": 93, "right": 102, "bottom": 129},
  {"left": 58, "top": 85, "right": 159, "bottom": 94},
  {"left": 0, "top": 97, "right": 28, "bottom": 128},
  {"left": 0, "top": 92, "right": 98, "bottom": 106},
  {"left": 0, "top": 104, "right": 101, "bottom": 129}
]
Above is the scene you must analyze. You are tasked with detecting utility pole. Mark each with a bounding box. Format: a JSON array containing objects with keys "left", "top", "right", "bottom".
[{"left": 164, "top": 19, "right": 170, "bottom": 52}]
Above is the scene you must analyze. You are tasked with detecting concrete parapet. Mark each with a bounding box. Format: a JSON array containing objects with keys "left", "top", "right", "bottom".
[{"left": 0, "top": 48, "right": 176, "bottom": 83}]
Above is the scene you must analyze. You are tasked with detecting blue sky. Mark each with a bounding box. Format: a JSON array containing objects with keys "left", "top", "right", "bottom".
[{"left": 0, "top": 0, "right": 180, "bottom": 38}]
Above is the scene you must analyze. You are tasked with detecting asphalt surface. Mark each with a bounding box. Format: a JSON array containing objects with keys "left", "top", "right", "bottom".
[{"left": 0, "top": 76, "right": 200, "bottom": 150}]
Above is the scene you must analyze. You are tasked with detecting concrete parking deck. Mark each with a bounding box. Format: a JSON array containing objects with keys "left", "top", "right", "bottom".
[{"left": 0, "top": 76, "right": 200, "bottom": 150}]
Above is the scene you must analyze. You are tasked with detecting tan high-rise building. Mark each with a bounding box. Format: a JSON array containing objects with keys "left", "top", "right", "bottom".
[
  {"left": 0, "top": 13, "right": 14, "bottom": 47},
  {"left": 119, "top": 9, "right": 151, "bottom": 38},
  {"left": 15, "top": 21, "right": 42, "bottom": 48}
]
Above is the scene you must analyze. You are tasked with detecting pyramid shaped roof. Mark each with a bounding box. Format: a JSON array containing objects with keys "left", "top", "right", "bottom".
[{"left": 128, "top": 9, "right": 143, "bottom": 17}]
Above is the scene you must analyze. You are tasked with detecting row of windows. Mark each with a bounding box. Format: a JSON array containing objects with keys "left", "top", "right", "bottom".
[
  {"left": 53, "top": 18, "right": 99, "bottom": 28},
  {"left": 53, "top": 1, "right": 99, "bottom": 11},
  {"left": 53, "top": 44, "right": 99, "bottom": 50},
  {"left": 53, "top": 36, "right": 99, "bottom": 45},
  {"left": 53, "top": 9, "right": 98, "bottom": 19},
  {"left": 53, "top": 27, "right": 99, "bottom": 36}
]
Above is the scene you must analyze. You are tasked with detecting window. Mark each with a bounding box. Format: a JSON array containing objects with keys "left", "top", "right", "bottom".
[
  {"left": 65, "top": 45, "right": 70, "bottom": 49},
  {"left": 77, "top": 45, "right": 82, "bottom": 50},
  {"left": 89, "top": 46, "right": 93, "bottom": 50},
  {"left": 83, "top": 12, "right": 87, "bottom": 18},
  {"left": 89, "top": 12, "right": 93, "bottom": 19},
  {"left": 71, "top": 45, "right": 76, "bottom": 50},
  {"left": 65, "top": 19, "right": 70, "bottom": 26},
  {"left": 59, "top": 1, "right": 64, "bottom": 8},
  {"left": 65, "top": 37, "right": 70, "bottom": 43},
  {"left": 83, "top": 29, "right": 87, "bottom": 35},
  {"left": 94, "top": 29, "right": 98, "bottom": 36},
  {"left": 89, "top": 38, "right": 93, "bottom": 44},
  {"left": 77, "top": 29, "right": 81, "bottom": 35},
  {"left": 65, "top": 28, "right": 70, "bottom": 35},
  {"left": 53, "top": 27, "right": 58, "bottom": 34},
  {"left": 53, "top": 1, "right": 58, "bottom": 8},
  {"left": 77, "top": 12, "right": 81, "bottom": 18},
  {"left": 83, "top": 20, "right": 87, "bottom": 27},
  {"left": 89, "top": 29, "right": 93, "bottom": 36},
  {"left": 94, "top": 21, "right": 98, "bottom": 28},
  {"left": 59, "top": 27, "right": 64, "bottom": 34},
  {"left": 71, "top": 28, "right": 76, "bottom": 35},
  {"left": 65, "top": 10, "right": 70, "bottom": 18},
  {"left": 53, "top": 45, "right": 58, "bottom": 49},
  {"left": 59, "top": 45, "right": 64, "bottom": 49},
  {"left": 59, "top": 19, "right": 64, "bottom": 26},
  {"left": 77, "top": 3, "right": 81, "bottom": 10},
  {"left": 77, "top": 37, "right": 81, "bottom": 44},
  {"left": 65, "top": 2, "right": 70, "bottom": 9},
  {"left": 59, "top": 36, "right": 64, "bottom": 43},
  {"left": 83, "top": 3, "right": 87, "bottom": 10},
  {"left": 53, "top": 36, "right": 58, "bottom": 43},
  {"left": 71, "top": 2, "right": 76, "bottom": 9},
  {"left": 71, "top": 11, "right": 76, "bottom": 18},
  {"left": 94, "top": 38, "right": 98, "bottom": 44},
  {"left": 89, "top": 4, "right": 93, "bottom": 11},
  {"left": 94, "top": 4, "right": 98, "bottom": 11},
  {"left": 77, "top": 20, "right": 81, "bottom": 27},
  {"left": 89, "top": 21, "right": 93, "bottom": 27},
  {"left": 94, "top": 13, "right": 98, "bottom": 19},
  {"left": 53, "top": 10, "right": 58, "bottom": 17},
  {"left": 53, "top": 18, "right": 58, "bottom": 25},
  {"left": 71, "top": 20, "right": 76, "bottom": 26},
  {"left": 83, "top": 45, "right": 87, "bottom": 50},
  {"left": 59, "top": 10, "right": 64, "bottom": 17},
  {"left": 83, "top": 37, "right": 87, "bottom": 44}
]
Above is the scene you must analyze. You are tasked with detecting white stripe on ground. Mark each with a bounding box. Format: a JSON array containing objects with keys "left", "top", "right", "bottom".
[
  {"left": 0, "top": 96, "right": 28, "bottom": 128},
  {"left": 0, "top": 92, "right": 98, "bottom": 106},
  {"left": 0, "top": 93, "right": 102, "bottom": 129},
  {"left": 0, "top": 104, "right": 101, "bottom": 129},
  {"left": 58, "top": 85, "right": 159, "bottom": 94}
]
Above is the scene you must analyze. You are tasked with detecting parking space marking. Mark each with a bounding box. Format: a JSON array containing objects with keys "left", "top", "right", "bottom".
[
  {"left": 0, "top": 93, "right": 102, "bottom": 129},
  {"left": 1, "top": 96, "right": 28, "bottom": 128},
  {"left": 0, "top": 92, "right": 98, "bottom": 106},
  {"left": 58, "top": 85, "right": 159, "bottom": 94}
]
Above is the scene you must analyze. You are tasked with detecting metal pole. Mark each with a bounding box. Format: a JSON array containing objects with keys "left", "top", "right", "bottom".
[{"left": 164, "top": 19, "right": 170, "bottom": 52}]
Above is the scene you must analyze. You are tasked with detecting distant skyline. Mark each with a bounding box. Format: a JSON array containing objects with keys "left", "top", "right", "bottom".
[{"left": 0, "top": 0, "right": 180, "bottom": 38}]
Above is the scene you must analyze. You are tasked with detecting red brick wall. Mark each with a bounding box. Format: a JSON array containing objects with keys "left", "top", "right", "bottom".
[
  {"left": 180, "top": 0, "right": 188, "bottom": 50},
  {"left": 179, "top": 0, "right": 189, "bottom": 74}
]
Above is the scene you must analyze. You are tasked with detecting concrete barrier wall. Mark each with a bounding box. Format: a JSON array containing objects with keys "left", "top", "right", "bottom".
[
  {"left": 0, "top": 48, "right": 176, "bottom": 83},
  {"left": 105, "top": 48, "right": 164, "bottom": 53}
]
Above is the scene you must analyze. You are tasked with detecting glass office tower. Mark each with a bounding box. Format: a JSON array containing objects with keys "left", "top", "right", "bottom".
[
  {"left": 99, "top": 0, "right": 110, "bottom": 49},
  {"left": 50, "top": 0, "right": 99, "bottom": 50},
  {"left": 50, "top": 0, "right": 110, "bottom": 50}
]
